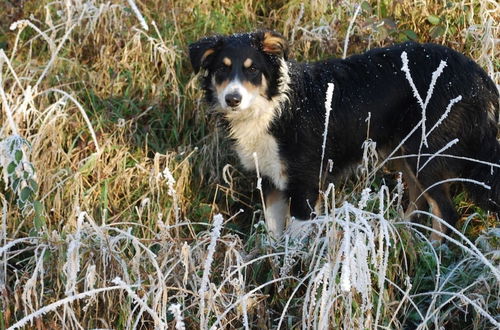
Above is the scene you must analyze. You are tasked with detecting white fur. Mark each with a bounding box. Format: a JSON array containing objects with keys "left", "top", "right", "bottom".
[
  {"left": 226, "top": 95, "right": 288, "bottom": 190},
  {"left": 218, "top": 79, "right": 255, "bottom": 110},
  {"left": 276, "top": 58, "right": 291, "bottom": 98},
  {"left": 265, "top": 192, "right": 288, "bottom": 239}
]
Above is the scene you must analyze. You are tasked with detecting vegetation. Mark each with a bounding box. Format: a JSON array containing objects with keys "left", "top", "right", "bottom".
[{"left": 0, "top": 0, "right": 498, "bottom": 328}]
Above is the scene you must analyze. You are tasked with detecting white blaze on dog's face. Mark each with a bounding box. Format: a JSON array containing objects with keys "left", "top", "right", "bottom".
[{"left": 216, "top": 78, "right": 257, "bottom": 110}]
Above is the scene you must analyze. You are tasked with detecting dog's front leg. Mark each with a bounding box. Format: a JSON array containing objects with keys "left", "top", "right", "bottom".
[
  {"left": 284, "top": 185, "right": 320, "bottom": 239},
  {"left": 264, "top": 188, "right": 289, "bottom": 240}
]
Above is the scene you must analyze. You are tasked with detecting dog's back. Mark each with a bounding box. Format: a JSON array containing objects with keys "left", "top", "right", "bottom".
[{"left": 289, "top": 42, "right": 499, "bottom": 237}]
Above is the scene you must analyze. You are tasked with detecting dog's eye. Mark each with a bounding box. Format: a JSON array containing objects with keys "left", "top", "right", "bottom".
[
  {"left": 215, "top": 66, "right": 229, "bottom": 73},
  {"left": 245, "top": 66, "right": 259, "bottom": 74},
  {"left": 214, "top": 66, "right": 230, "bottom": 77}
]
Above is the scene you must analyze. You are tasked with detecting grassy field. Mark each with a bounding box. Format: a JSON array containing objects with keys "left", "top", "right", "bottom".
[{"left": 0, "top": 0, "right": 499, "bottom": 329}]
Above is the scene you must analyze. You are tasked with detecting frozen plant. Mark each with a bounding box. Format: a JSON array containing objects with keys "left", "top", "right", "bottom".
[
  {"left": 198, "top": 214, "right": 224, "bottom": 329},
  {"left": 168, "top": 304, "right": 186, "bottom": 330},
  {"left": 0, "top": 136, "right": 39, "bottom": 214},
  {"left": 126, "top": 0, "right": 149, "bottom": 31},
  {"left": 319, "top": 83, "right": 335, "bottom": 187}
]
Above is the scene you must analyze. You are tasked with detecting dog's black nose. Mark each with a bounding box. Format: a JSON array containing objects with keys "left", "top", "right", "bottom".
[{"left": 225, "top": 93, "right": 242, "bottom": 107}]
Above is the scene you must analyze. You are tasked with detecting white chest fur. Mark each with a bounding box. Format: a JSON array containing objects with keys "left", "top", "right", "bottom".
[{"left": 225, "top": 100, "right": 288, "bottom": 190}]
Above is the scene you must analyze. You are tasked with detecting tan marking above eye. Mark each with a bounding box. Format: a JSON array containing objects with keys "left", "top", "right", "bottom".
[
  {"left": 243, "top": 58, "right": 253, "bottom": 68},
  {"left": 223, "top": 57, "right": 232, "bottom": 66}
]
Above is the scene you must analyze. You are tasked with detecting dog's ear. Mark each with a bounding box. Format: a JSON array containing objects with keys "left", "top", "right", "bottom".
[
  {"left": 189, "top": 35, "right": 222, "bottom": 74},
  {"left": 255, "top": 31, "right": 289, "bottom": 60}
]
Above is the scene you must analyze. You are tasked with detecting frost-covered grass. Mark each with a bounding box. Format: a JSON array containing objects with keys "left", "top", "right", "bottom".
[{"left": 0, "top": 0, "right": 498, "bottom": 329}]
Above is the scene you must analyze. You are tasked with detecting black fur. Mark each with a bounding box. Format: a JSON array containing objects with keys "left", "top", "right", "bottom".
[{"left": 190, "top": 31, "right": 499, "bottom": 235}]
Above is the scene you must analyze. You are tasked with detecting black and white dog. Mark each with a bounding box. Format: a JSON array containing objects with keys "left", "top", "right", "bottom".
[{"left": 189, "top": 31, "right": 499, "bottom": 240}]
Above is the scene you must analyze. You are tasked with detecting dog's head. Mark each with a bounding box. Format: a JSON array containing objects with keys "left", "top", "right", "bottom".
[{"left": 189, "top": 31, "right": 289, "bottom": 113}]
